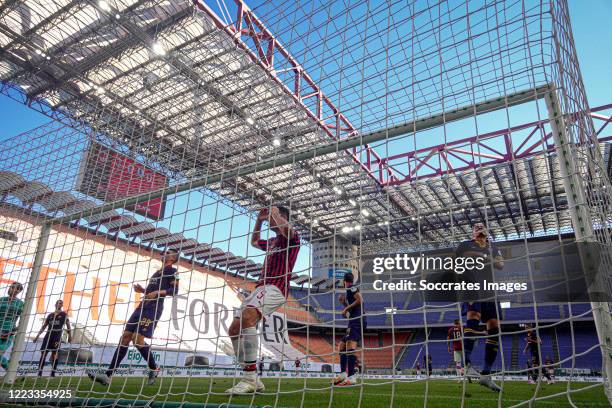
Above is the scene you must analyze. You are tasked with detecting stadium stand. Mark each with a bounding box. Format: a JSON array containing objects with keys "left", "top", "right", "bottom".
[{"left": 288, "top": 332, "right": 334, "bottom": 363}]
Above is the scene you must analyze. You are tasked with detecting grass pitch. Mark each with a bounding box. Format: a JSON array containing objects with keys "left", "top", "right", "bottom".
[{"left": 2, "top": 376, "right": 608, "bottom": 408}]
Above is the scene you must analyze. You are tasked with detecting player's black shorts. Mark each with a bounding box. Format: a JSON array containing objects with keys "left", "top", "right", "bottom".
[
  {"left": 41, "top": 335, "right": 61, "bottom": 352},
  {"left": 462, "top": 301, "right": 501, "bottom": 323},
  {"left": 343, "top": 319, "right": 366, "bottom": 344},
  {"left": 125, "top": 304, "right": 163, "bottom": 338}
]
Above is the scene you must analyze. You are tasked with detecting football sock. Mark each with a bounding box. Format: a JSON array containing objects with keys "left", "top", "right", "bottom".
[
  {"left": 464, "top": 319, "right": 479, "bottom": 365},
  {"left": 38, "top": 353, "right": 46, "bottom": 376},
  {"left": 347, "top": 350, "right": 357, "bottom": 377},
  {"left": 340, "top": 352, "right": 347, "bottom": 373},
  {"left": 136, "top": 344, "right": 158, "bottom": 370},
  {"left": 242, "top": 327, "right": 258, "bottom": 365},
  {"left": 241, "top": 327, "right": 258, "bottom": 382},
  {"left": 231, "top": 333, "right": 243, "bottom": 364},
  {"left": 482, "top": 327, "right": 499, "bottom": 375},
  {"left": 51, "top": 355, "right": 59, "bottom": 376},
  {"left": 106, "top": 344, "right": 129, "bottom": 377}
]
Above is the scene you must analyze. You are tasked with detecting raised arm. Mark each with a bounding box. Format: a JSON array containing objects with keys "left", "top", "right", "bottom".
[{"left": 251, "top": 209, "right": 268, "bottom": 248}]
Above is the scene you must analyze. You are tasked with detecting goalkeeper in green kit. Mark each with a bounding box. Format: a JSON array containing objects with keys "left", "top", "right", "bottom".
[{"left": 0, "top": 282, "right": 24, "bottom": 370}]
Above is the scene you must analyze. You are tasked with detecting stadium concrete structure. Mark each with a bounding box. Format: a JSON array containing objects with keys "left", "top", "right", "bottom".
[
  {"left": 0, "top": 0, "right": 611, "bottom": 407},
  {"left": 311, "top": 238, "right": 360, "bottom": 280}
]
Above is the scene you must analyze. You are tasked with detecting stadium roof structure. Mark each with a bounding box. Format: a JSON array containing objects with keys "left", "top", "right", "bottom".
[
  {"left": 0, "top": 169, "right": 267, "bottom": 279},
  {"left": 1, "top": 0, "right": 611, "bottom": 255}
]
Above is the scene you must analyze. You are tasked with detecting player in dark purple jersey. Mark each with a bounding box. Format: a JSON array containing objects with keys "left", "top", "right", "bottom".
[
  {"left": 425, "top": 354, "right": 433, "bottom": 376},
  {"left": 33, "top": 299, "right": 71, "bottom": 377},
  {"left": 333, "top": 272, "right": 366, "bottom": 386},
  {"left": 526, "top": 358, "right": 534, "bottom": 384},
  {"left": 523, "top": 326, "right": 553, "bottom": 384},
  {"left": 456, "top": 223, "right": 504, "bottom": 392},
  {"left": 88, "top": 250, "right": 180, "bottom": 386}
]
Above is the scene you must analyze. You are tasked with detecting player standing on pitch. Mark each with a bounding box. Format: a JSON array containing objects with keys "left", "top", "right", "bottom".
[
  {"left": 447, "top": 319, "right": 468, "bottom": 381},
  {"left": 544, "top": 356, "right": 555, "bottom": 384},
  {"left": 333, "top": 272, "right": 366, "bottom": 386},
  {"left": 88, "top": 250, "right": 180, "bottom": 386},
  {"left": 33, "top": 299, "right": 72, "bottom": 377},
  {"left": 294, "top": 358, "right": 301, "bottom": 374},
  {"left": 0, "top": 282, "right": 24, "bottom": 370},
  {"left": 226, "top": 206, "right": 300, "bottom": 395},
  {"left": 455, "top": 222, "right": 504, "bottom": 392},
  {"left": 425, "top": 354, "right": 433, "bottom": 377},
  {"left": 523, "top": 326, "right": 552, "bottom": 384}
]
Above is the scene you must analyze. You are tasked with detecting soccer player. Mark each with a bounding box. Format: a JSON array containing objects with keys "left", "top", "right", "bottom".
[
  {"left": 523, "top": 327, "right": 552, "bottom": 384},
  {"left": 526, "top": 358, "right": 534, "bottom": 384},
  {"left": 447, "top": 319, "right": 466, "bottom": 380},
  {"left": 0, "top": 282, "right": 24, "bottom": 370},
  {"left": 544, "top": 356, "right": 555, "bottom": 384},
  {"left": 33, "top": 299, "right": 72, "bottom": 377},
  {"left": 294, "top": 358, "right": 301, "bottom": 374},
  {"left": 415, "top": 361, "right": 421, "bottom": 377},
  {"left": 425, "top": 354, "right": 433, "bottom": 376},
  {"left": 88, "top": 250, "right": 180, "bottom": 386},
  {"left": 332, "top": 272, "right": 366, "bottom": 386},
  {"left": 456, "top": 222, "right": 504, "bottom": 392},
  {"left": 225, "top": 206, "right": 300, "bottom": 394}
]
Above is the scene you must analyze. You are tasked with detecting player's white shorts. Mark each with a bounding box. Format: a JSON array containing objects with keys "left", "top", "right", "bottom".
[
  {"left": 237, "top": 285, "right": 286, "bottom": 318},
  {"left": 453, "top": 350, "right": 463, "bottom": 364}
]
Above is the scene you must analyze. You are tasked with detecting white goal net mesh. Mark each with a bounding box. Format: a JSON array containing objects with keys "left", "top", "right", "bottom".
[{"left": 0, "top": 0, "right": 610, "bottom": 407}]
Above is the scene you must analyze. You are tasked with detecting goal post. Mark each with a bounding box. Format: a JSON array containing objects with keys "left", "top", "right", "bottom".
[
  {"left": 545, "top": 87, "right": 612, "bottom": 404},
  {"left": 3, "top": 224, "right": 51, "bottom": 385}
]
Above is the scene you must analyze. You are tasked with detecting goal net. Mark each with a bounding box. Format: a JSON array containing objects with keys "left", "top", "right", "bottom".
[{"left": 0, "top": 0, "right": 610, "bottom": 407}]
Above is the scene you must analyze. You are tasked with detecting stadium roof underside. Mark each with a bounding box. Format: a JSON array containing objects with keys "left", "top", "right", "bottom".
[{"left": 1, "top": 0, "right": 611, "bottom": 254}]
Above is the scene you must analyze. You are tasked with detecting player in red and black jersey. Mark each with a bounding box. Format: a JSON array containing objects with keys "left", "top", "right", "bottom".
[
  {"left": 294, "top": 358, "right": 301, "bottom": 374},
  {"left": 226, "top": 206, "right": 300, "bottom": 395},
  {"left": 447, "top": 319, "right": 467, "bottom": 380}
]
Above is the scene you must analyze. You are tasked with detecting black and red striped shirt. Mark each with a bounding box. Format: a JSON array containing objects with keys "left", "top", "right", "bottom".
[
  {"left": 255, "top": 230, "right": 300, "bottom": 297},
  {"left": 448, "top": 325, "right": 462, "bottom": 351}
]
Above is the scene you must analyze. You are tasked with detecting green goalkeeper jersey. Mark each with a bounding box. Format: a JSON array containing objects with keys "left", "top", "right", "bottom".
[{"left": 0, "top": 296, "right": 24, "bottom": 335}]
